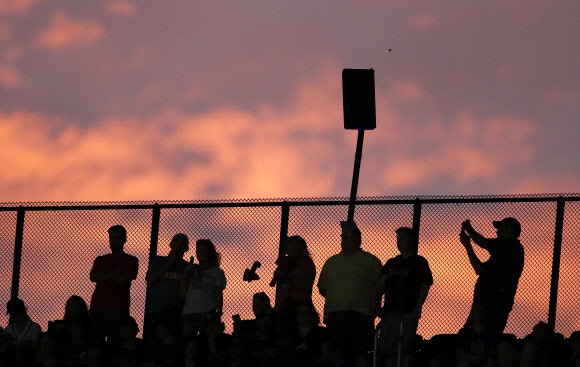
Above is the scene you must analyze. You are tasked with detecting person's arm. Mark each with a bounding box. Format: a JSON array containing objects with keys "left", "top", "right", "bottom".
[
  {"left": 374, "top": 273, "right": 387, "bottom": 304},
  {"left": 460, "top": 230, "right": 484, "bottom": 275},
  {"left": 410, "top": 282, "right": 431, "bottom": 318},
  {"left": 179, "top": 263, "right": 195, "bottom": 298},
  {"left": 462, "top": 220, "right": 490, "bottom": 250},
  {"left": 317, "top": 263, "right": 327, "bottom": 297},
  {"left": 215, "top": 288, "right": 224, "bottom": 316}
]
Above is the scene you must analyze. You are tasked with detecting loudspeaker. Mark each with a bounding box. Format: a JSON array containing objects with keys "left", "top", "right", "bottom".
[{"left": 342, "top": 69, "right": 376, "bottom": 130}]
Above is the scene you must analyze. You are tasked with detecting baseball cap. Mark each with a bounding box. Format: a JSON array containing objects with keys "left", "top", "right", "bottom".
[
  {"left": 493, "top": 217, "right": 521, "bottom": 237},
  {"left": 340, "top": 220, "right": 361, "bottom": 235}
]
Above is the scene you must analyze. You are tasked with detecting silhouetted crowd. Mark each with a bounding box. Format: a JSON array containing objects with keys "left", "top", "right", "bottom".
[{"left": 1, "top": 220, "right": 579, "bottom": 367}]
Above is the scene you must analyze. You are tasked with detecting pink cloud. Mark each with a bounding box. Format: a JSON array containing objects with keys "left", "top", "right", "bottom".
[
  {"left": 36, "top": 11, "right": 106, "bottom": 50},
  {"left": 0, "top": 0, "right": 40, "bottom": 15},
  {"left": 412, "top": 14, "right": 440, "bottom": 31},
  {"left": 105, "top": 1, "right": 138, "bottom": 17},
  {"left": 0, "top": 21, "right": 11, "bottom": 42},
  {"left": 0, "top": 65, "right": 21, "bottom": 87}
]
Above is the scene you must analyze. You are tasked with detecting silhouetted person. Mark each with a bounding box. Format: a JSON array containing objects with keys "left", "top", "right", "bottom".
[
  {"left": 376, "top": 226, "right": 433, "bottom": 367},
  {"left": 271, "top": 235, "right": 316, "bottom": 320},
  {"left": 48, "top": 295, "right": 89, "bottom": 347},
  {"left": 456, "top": 302, "right": 498, "bottom": 367},
  {"left": 145, "top": 233, "right": 190, "bottom": 342},
  {"left": 317, "top": 220, "right": 382, "bottom": 367},
  {"left": 89, "top": 224, "right": 139, "bottom": 344},
  {"left": 460, "top": 217, "right": 524, "bottom": 335},
  {"left": 4, "top": 298, "right": 42, "bottom": 367},
  {"left": 179, "top": 239, "right": 226, "bottom": 339}
]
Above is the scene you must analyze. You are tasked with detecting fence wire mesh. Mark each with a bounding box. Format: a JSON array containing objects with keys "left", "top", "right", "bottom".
[{"left": 0, "top": 195, "right": 579, "bottom": 340}]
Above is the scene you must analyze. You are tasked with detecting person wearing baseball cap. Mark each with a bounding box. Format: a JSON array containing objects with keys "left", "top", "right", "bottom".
[
  {"left": 144, "top": 233, "right": 191, "bottom": 343},
  {"left": 459, "top": 217, "right": 524, "bottom": 336}
]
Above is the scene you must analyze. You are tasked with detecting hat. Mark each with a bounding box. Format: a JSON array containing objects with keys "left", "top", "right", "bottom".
[
  {"left": 493, "top": 217, "right": 521, "bottom": 237},
  {"left": 340, "top": 220, "right": 361, "bottom": 235},
  {"left": 172, "top": 233, "right": 189, "bottom": 243},
  {"left": 6, "top": 298, "right": 25, "bottom": 314},
  {"left": 171, "top": 233, "right": 189, "bottom": 251}
]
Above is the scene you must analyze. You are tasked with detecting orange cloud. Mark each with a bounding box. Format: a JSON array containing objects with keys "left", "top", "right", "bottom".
[
  {"left": 105, "top": 1, "right": 137, "bottom": 17},
  {"left": 36, "top": 11, "right": 106, "bottom": 50},
  {"left": 0, "top": 0, "right": 40, "bottom": 15}
]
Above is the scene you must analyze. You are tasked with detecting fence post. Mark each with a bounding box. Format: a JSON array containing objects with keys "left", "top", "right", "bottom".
[
  {"left": 143, "top": 203, "right": 161, "bottom": 341},
  {"left": 278, "top": 202, "right": 290, "bottom": 256},
  {"left": 148, "top": 203, "right": 161, "bottom": 262},
  {"left": 412, "top": 198, "right": 422, "bottom": 248},
  {"left": 548, "top": 197, "right": 565, "bottom": 331},
  {"left": 11, "top": 206, "right": 25, "bottom": 301}
]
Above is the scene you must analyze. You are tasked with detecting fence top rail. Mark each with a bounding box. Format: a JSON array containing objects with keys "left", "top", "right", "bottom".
[{"left": 0, "top": 193, "right": 579, "bottom": 212}]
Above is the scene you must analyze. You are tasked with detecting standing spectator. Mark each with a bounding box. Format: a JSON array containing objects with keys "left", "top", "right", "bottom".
[
  {"left": 376, "top": 226, "right": 433, "bottom": 367},
  {"left": 271, "top": 235, "right": 316, "bottom": 320},
  {"left": 89, "top": 224, "right": 139, "bottom": 344},
  {"left": 460, "top": 217, "right": 524, "bottom": 335},
  {"left": 180, "top": 239, "right": 226, "bottom": 338},
  {"left": 317, "top": 220, "right": 382, "bottom": 367},
  {"left": 145, "top": 233, "right": 190, "bottom": 342}
]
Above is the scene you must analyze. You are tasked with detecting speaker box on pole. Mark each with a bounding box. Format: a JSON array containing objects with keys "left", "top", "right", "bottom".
[{"left": 342, "top": 68, "right": 376, "bottom": 130}]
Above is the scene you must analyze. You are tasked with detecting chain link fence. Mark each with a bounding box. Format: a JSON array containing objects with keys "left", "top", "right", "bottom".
[{"left": 1, "top": 195, "right": 579, "bottom": 340}]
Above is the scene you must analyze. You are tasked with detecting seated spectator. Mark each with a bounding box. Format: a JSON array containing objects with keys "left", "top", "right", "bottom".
[
  {"left": 85, "top": 343, "right": 107, "bottom": 367},
  {"left": 286, "top": 300, "right": 331, "bottom": 367},
  {"left": 569, "top": 331, "right": 580, "bottom": 367},
  {"left": 4, "top": 298, "right": 42, "bottom": 344},
  {"left": 107, "top": 315, "right": 144, "bottom": 367},
  {"left": 4, "top": 298, "right": 42, "bottom": 366},
  {"left": 195, "top": 312, "right": 231, "bottom": 367},
  {"left": 183, "top": 338, "right": 199, "bottom": 367},
  {"left": 48, "top": 295, "right": 89, "bottom": 347},
  {"left": 456, "top": 302, "right": 498, "bottom": 367},
  {"left": 520, "top": 321, "right": 568, "bottom": 367},
  {"left": 232, "top": 292, "right": 275, "bottom": 342},
  {"left": 142, "top": 318, "right": 185, "bottom": 367},
  {"left": 60, "top": 320, "right": 90, "bottom": 367},
  {"left": 34, "top": 332, "right": 65, "bottom": 367},
  {"left": 247, "top": 309, "right": 281, "bottom": 367}
]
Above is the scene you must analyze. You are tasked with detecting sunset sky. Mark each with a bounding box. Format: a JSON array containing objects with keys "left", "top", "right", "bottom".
[{"left": 1, "top": 0, "right": 579, "bottom": 203}]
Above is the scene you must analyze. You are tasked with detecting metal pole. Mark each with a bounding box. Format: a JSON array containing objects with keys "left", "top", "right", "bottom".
[
  {"left": 412, "top": 198, "right": 422, "bottom": 249},
  {"left": 548, "top": 197, "right": 565, "bottom": 331},
  {"left": 347, "top": 129, "right": 365, "bottom": 221},
  {"left": 148, "top": 203, "right": 161, "bottom": 263},
  {"left": 143, "top": 203, "right": 161, "bottom": 341},
  {"left": 278, "top": 202, "right": 290, "bottom": 256},
  {"left": 11, "top": 207, "right": 25, "bottom": 301}
]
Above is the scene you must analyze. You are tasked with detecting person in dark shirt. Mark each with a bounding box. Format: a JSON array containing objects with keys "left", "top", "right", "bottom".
[
  {"left": 89, "top": 225, "right": 139, "bottom": 344},
  {"left": 376, "top": 227, "right": 433, "bottom": 367},
  {"left": 460, "top": 217, "right": 525, "bottom": 335},
  {"left": 144, "top": 233, "right": 190, "bottom": 342}
]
